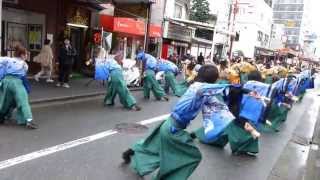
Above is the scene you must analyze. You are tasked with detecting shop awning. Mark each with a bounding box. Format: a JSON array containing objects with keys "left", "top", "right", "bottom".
[
  {"left": 87, "top": 0, "right": 154, "bottom": 4},
  {"left": 255, "top": 47, "right": 275, "bottom": 56},
  {"left": 167, "top": 17, "right": 214, "bottom": 30},
  {"left": 100, "top": 15, "right": 162, "bottom": 38},
  {"left": 192, "top": 37, "right": 212, "bottom": 46},
  {"left": 276, "top": 48, "right": 299, "bottom": 57},
  {"left": 167, "top": 17, "right": 236, "bottom": 37}
]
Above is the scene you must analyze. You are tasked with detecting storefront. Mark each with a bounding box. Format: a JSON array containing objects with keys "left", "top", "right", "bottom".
[
  {"left": 162, "top": 20, "right": 193, "bottom": 59},
  {"left": 1, "top": 0, "right": 102, "bottom": 74},
  {"left": 100, "top": 15, "right": 162, "bottom": 60},
  {"left": 275, "top": 48, "right": 299, "bottom": 65},
  {"left": 254, "top": 46, "right": 276, "bottom": 62}
]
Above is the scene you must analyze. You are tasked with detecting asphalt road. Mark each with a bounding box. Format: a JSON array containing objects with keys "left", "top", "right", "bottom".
[{"left": 0, "top": 91, "right": 319, "bottom": 180}]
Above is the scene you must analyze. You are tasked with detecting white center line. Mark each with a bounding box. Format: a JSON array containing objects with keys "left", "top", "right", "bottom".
[{"left": 0, "top": 114, "right": 170, "bottom": 171}]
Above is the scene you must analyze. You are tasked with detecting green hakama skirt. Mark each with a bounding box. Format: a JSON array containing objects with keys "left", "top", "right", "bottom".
[
  {"left": 164, "top": 72, "right": 188, "bottom": 97},
  {"left": 265, "top": 75, "right": 273, "bottom": 84},
  {"left": 104, "top": 70, "right": 136, "bottom": 108},
  {"left": 225, "top": 122, "right": 259, "bottom": 155},
  {"left": 240, "top": 73, "right": 249, "bottom": 84},
  {"left": 265, "top": 104, "right": 289, "bottom": 132},
  {"left": 143, "top": 69, "right": 166, "bottom": 100},
  {"left": 130, "top": 118, "right": 202, "bottom": 180},
  {"left": 0, "top": 76, "right": 33, "bottom": 124}
]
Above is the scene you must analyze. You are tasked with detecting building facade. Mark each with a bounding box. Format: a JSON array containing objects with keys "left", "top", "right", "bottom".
[
  {"left": 270, "top": 23, "right": 286, "bottom": 50},
  {"left": 207, "top": 0, "right": 233, "bottom": 59},
  {"left": 162, "top": 0, "right": 193, "bottom": 59},
  {"left": 232, "top": 0, "right": 273, "bottom": 58},
  {"left": 1, "top": 0, "right": 103, "bottom": 74},
  {"left": 273, "top": 0, "right": 310, "bottom": 50}
]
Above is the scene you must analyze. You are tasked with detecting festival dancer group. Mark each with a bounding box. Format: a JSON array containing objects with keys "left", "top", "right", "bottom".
[
  {"left": 121, "top": 54, "right": 315, "bottom": 179},
  {"left": 0, "top": 45, "right": 316, "bottom": 179}
]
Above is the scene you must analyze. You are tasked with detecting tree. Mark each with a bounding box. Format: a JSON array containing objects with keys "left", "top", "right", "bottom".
[{"left": 190, "top": 0, "right": 211, "bottom": 23}]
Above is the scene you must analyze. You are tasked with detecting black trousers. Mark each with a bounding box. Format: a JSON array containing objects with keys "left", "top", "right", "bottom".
[{"left": 58, "top": 64, "right": 73, "bottom": 83}]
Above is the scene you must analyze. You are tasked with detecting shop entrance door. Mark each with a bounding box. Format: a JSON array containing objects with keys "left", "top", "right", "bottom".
[{"left": 70, "top": 27, "right": 84, "bottom": 71}]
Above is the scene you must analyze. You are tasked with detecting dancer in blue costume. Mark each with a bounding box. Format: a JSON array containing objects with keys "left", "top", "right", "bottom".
[
  {"left": 95, "top": 52, "right": 141, "bottom": 111},
  {"left": 136, "top": 52, "right": 169, "bottom": 101},
  {"left": 157, "top": 59, "right": 188, "bottom": 97},
  {"left": 122, "top": 65, "right": 230, "bottom": 180},
  {"left": 0, "top": 45, "right": 38, "bottom": 129},
  {"left": 193, "top": 71, "right": 265, "bottom": 154},
  {"left": 266, "top": 76, "right": 299, "bottom": 131}
]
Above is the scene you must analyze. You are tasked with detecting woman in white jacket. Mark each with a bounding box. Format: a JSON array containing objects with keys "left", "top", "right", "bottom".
[{"left": 34, "top": 39, "right": 54, "bottom": 83}]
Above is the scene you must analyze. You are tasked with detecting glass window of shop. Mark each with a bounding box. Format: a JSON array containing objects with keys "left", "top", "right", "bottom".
[
  {"left": 2, "top": 8, "right": 45, "bottom": 56},
  {"left": 113, "top": 36, "right": 143, "bottom": 60}
]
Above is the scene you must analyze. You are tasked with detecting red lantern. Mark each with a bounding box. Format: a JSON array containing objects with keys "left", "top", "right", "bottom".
[{"left": 93, "top": 32, "right": 101, "bottom": 44}]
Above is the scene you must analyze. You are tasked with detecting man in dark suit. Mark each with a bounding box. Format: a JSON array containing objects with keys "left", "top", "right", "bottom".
[{"left": 56, "top": 38, "right": 76, "bottom": 88}]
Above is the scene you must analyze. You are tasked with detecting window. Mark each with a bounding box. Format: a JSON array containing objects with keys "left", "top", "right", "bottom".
[
  {"left": 174, "top": 3, "right": 183, "bottom": 19},
  {"left": 257, "top": 31, "right": 263, "bottom": 41},
  {"left": 265, "top": 34, "right": 269, "bottom": 44}
]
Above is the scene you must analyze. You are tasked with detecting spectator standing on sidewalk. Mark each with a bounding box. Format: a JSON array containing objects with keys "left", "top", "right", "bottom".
[
  {"left": 56, "top": 38, "right": 76, "bottom": 88},
  {"left": 197, "top": 52, "right": 205, "bottom": 65},
  {"left": 34, "top": 39, "right": 54, "bottom": 83}
]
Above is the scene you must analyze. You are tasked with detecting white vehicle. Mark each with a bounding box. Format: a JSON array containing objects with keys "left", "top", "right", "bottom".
[
  {"left": 122, "top": 59, "right": 141, "bottom": 87},
  {"left": 156, "top": 71, "right": 165, "bottom": 84}
]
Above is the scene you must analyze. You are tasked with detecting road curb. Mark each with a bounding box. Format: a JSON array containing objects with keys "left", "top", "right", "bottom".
[
  {"left": 30, "top": 87, "right": 143, "bottom": 105},
  {"left": 303, "top": 105, "right": 320, "bottom": 180}
]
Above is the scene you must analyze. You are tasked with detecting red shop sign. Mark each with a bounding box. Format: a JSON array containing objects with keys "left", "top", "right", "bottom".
[{"left": 100, "top": 15, "right": 162, "bottom": 38}]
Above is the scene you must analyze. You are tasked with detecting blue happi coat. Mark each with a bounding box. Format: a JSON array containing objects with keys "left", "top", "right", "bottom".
[
  {"left": 289, "top": 71, "right": 312, "bottom": 96},
  {"left": 239, "top": 81, "right": 272, "bottom": 126},
  {"left": 157, "top": 59, "right": 179, "bottom": 74},
  {"left": 136, "top": 52, "right": 157, "bottom": 71},
  {"left": 0, "top": 57, "right": 30, "bottom": 93},
  {"left": 170, "top": 82, "right": 232, "bottom": 132},
  {"left": 271, "top": 77, "right": 298, "bottom": 105},
  {"left": 202, "top": 94, "right": 235, "bottom": 142},
  {"left": 94, "top": 58, "right": 122, "bottom": 81}
]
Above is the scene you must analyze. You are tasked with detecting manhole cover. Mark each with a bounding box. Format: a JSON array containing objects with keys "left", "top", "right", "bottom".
[{"left": 115, "top": 123, "right": 149, "bottom": 134}]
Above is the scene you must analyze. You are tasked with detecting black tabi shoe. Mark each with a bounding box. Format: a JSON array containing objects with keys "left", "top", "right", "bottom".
[
  {"left": 162, "top": 96, "right": 169, "bottom": 101},
  {"left": 190, "top": 132, "right": 197, "bottom": 139},
  {"left": 122, "top": 148, "right": 135, "bottom": 164},
  {"left": 26, "top": 122, "right": 38, "bottom": 129},
  {"left": 0, "top": 116, "right": 5, "bottom": 124},
  {"left": 131, "top": 105, "right": 142, "bottom": 111}
]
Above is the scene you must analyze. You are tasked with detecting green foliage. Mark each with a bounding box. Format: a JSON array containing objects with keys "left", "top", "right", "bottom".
[{"left": 190, "top": 0, "right": 211, "bottom": 23}]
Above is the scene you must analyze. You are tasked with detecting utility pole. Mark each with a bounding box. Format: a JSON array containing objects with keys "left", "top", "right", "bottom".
[
  {"left": 211, "top": 11, "right": 218, "bottom": 62},
  {"left": 228, "top": 0, "right": 238, "bottom": 60},
  {"left": 144, "top": 2, "right": 152, "bottom": 53}
]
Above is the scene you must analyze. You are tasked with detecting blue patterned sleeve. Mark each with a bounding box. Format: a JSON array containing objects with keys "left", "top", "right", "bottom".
[
  {"left": 0, "top": 58, "right": 9, "bottom": 80},
  {"left": 171, "top": 83, "right": 230, "bottom": 129}
]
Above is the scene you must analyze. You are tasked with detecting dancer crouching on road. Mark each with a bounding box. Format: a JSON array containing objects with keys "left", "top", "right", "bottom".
[
  {"left": 122, "top": 65, "right": 231, "bottom": 180},
  {"left": 136, "top": 51, "right": 169, "bottom": 101},
  {"left": 95, "top": 51, "right": 141, "bottom": 111},
  {"left": 0, "top": 45, "right": 38, "bottom": 129}
]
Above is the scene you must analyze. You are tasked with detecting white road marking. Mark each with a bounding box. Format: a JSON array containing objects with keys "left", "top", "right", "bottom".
[{"left": 0, "top": 114, "right": 170, "bottom": 171}]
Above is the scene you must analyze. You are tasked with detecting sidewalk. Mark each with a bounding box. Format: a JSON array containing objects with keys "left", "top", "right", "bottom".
[{"left": 29, "top": 77, "right": 107, "bottom": 104}]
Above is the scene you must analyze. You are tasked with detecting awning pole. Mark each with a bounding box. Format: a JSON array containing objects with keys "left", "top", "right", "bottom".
[
  {"left": 211, "top": 11, "right": 218, "bottom": 62},
  {"left": 143, "top": 3, "right": 151, "bottom": 53},
  {"left": 211, "top": 27, "right": 217, "bottom": 62}
]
